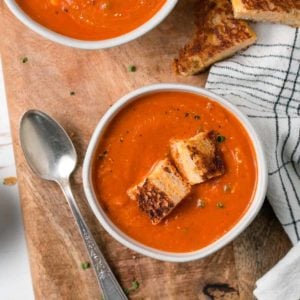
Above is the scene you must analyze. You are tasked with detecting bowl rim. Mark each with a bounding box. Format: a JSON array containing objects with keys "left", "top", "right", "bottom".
[
  {"left": 4, "top": 0, "right": 178, "bottom": 49},
  {"left": 82, "top": 83, "right": 268, "bottom": 262}
]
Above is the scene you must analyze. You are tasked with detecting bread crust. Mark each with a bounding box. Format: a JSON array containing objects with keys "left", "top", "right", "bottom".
[
  {"left": 127, "top": 159, "right": 191, "bottom": 224},
  {"left": 134, "top": 179, "right": 176, "bottom": 224},
  {"left": 170, "top": 131, "right": 225, "bottom": 185},
  {"left": 231, "top": 0, "right": 300, "bottom": 27},
  {"left": 174, "top": 0, "right": 257, "bottom": 76}
]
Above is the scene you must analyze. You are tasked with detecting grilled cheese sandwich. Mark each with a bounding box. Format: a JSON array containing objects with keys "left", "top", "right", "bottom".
[
  {"left": 174, "top": 0, "right": 257, "bottom": 76},
  {"left": 127, "top": 158, "right": 191, "bottom": 224},
  {"left": 231, "top": 0, "right": 300, "bottom": 27},
  {"left": 170, "top": 131, "right": 225, "bottom": 185}
]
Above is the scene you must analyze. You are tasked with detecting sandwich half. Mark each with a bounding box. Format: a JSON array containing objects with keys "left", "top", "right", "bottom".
[
  {"left": 174, "top": 0, "right": 257, "bottom": 76},
  {"left": 170, "top": 131, "right": 226, "bottom": 185},
  {"left": 127, "top": 158, "right": 191, "bottom": 224},
  {"left": 231, "top": 0, "right": 300, "bottom": 27}
]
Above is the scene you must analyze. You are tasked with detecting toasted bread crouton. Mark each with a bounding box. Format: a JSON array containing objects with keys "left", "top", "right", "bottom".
[
  {"left": 174, "top": 0, "right": 257, "bottom": 76},
  {"left": 231, "top": 0, "right": 300, "bottom": 27},
  {"left": 127, "top": 158, "right": 191, "bottom": 224},
  {"left": 170, "top": 131, "right": 225, "bottom": 185}
]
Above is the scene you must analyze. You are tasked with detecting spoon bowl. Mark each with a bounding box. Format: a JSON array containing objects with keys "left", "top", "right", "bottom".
[{"left": 20, "top": 110, "right": 77, "bottom": 181}]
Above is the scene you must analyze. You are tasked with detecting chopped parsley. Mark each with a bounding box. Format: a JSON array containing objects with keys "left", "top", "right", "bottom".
[
  {"left": 217, "top": 135, "right": 226, "bottom": 143},
  {"left": 125, "top": 280, "right": 140, "bottom": 295},
  {"left": 216, "top": 201, "right": 225, "bottom": 208},
  {"left": 127, "top": 65, "right": 136, "bottom": 72},
  {"left": 81, "top": 262, "right": 90, "bottom": 270}
]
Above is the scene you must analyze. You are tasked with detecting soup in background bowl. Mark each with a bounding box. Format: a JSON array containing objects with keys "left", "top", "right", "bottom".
[
  {"left": 83, "top": 84, "right": 267, "bottom": 262},
  {"left": 5, "top": 0, "right": 177, "bottom": 49}
]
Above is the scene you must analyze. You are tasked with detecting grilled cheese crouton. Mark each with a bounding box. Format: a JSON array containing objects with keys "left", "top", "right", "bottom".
[
  {"left": 231, "top": 0, "right": 300, "bottom": 27},
  {"left": 170, "top": 131, "right": 225, "bottom": 185},
  {"left": 127, "top": 158, "right": 191, "bottom": 224},
  {"left": 174, "top": 0, "right": 257, "bottom": 76}
]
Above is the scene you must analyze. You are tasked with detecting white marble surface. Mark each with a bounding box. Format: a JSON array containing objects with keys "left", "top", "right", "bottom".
[{"left": 0, "top": 57, "right": 34, "bottom": 299}]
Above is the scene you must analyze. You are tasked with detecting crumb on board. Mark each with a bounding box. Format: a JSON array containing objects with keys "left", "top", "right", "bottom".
[
  {"left": 21, "top": 57, "right": 28, "bottom": 64},
  {"left": 3, "top": 177, "right": 17, "bottom": 186}
]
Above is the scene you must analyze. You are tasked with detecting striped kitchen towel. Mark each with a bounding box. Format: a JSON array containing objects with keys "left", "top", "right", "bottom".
[
  {"left": 206, "top": 23, "right": 300, "bottom": 245},
  {"left": 206, "top": 22, "right": 300, "bottom": 300}
]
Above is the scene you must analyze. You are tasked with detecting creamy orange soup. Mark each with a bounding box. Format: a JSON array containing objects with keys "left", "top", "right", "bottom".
[
  {"left": 16, "top": 0, "right": 166, "bottom": 40},
  {"left": 92, "top": 91, "right": 257, "bottom": 252}
]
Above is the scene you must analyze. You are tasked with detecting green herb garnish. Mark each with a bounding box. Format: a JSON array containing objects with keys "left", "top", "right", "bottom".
[
  {"left": 128, "top": 65, "right": 136, "bottom": 72},
  {"left": 217, "top": 135, "right": 226, "bottom": 143},
  {"left": 125, "top": 280, "right": 140, "bottom": 295},
  {"left": 216, "top": 201, "right": 225, "bottom": 208},
  {"left": 81, "top": 262, "right": 90, "bottom": 270}
]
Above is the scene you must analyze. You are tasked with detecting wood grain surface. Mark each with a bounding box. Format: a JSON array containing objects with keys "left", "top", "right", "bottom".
[{"left": 0, "top": 0, "right": 292, "bottom": 299}]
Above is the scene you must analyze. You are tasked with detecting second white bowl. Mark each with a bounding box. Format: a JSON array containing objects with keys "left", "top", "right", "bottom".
[{"left": 4, "top": 0, "right": 178, "bottom": 49}]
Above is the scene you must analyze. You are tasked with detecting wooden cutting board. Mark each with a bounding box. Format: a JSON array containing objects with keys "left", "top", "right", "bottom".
[{"left": 0, "top": 1, "right": 292, "bottom": 299}]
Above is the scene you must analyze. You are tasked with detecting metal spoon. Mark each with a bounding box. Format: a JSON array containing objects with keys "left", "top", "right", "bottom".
[{"left": 20, "top": 109, "right": 127, "bottom": 300}]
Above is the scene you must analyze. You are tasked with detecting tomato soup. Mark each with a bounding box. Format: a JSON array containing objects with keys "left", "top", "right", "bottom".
[
  {"left": 92, "top": 92, "right": 257, "bottom": 252},
  {"left": 16, "top": 0, "right": 166, "bottom": 40}
]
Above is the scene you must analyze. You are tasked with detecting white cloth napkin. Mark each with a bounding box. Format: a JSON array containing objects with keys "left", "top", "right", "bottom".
[
  {"left": 253, "top": 241, "right": 300, "bottom": 300},
  {"left": 206, "top": 23, "right": 300, "bottom": 300}
]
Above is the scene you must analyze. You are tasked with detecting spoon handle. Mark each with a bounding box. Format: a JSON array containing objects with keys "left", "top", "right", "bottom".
[{"left": 59, "top": 179, "right": 128, "bottom": 300}]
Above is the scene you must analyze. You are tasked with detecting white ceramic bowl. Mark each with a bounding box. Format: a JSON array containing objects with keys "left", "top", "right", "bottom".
[
  {"left": 83, "top": 83, "right": 268, "bottom": 262},
  {"left": 4, "top": 0, "right": 178, "bottom": 49}
]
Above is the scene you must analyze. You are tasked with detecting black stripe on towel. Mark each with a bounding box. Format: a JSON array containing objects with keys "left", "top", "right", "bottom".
[
  {"left": 238, "top": 53, "right": 300, "bottom": 61},
  {"left": 273, "top": 28, "right": 299, "bottom": 239},
  {"left": 215, "top": 91, "right": 275, "bottom": 111},
  {"left": 212, "top": 65, "right": 298, "bottom": 84},
  {"left": 208, "top": 72, "right": 300, "bottom": 93},
  {"left": 248, "top": 115, "right": 289, "bottom": 119},
  {"left": 207, "top": 81, "right": 298, "bottom": 101},
  {"left": 280, "top": 60, "right": 300, "bottom": 206},
  {"left": 286, "top": 64, "right": 300, "bottom": 181},
  {"left": 283, "top": 219, "right": 300, "bottom": 226},
  {"left": 269, "top": 130, "right": 300, "bottom": 176},
  {"left": 227, "top": 60, "right": 298, "bottom": 76},
  {"left": 236, "top": 104, "right": 273, "bottom": 113},
  {"left": 210, "top": 88, "right": 299, "bottom": 111},
  {"left": 254, "top": 43, "right": 300, "bottom": 50}
]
